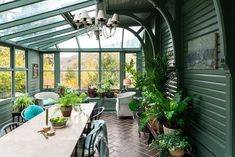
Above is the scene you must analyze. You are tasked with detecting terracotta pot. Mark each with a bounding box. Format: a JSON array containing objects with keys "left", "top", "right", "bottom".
[
  {"left": 169, "top": 148, "right": 185, "bottom": 157},
  {"left": 106, "top": 91, "right": 114, "bottom": 98},
  {"left": 163, "top": 125, "right": 177, "bottom": 134},
  {"left": 149, "top": 118, "right": 160, "bottom": 133},
  {"left": 60, "top": 106, "right": 72, "bottom": 117}
]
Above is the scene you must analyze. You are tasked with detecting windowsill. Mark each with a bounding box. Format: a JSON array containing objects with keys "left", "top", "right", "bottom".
[{"left": 0, "top": 97, "right": 13, "bottom": 105}]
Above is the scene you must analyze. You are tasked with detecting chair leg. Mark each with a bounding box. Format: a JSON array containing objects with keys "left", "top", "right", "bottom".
[{"left": 74, "top": 142, "right": 78, "bottom": 157}]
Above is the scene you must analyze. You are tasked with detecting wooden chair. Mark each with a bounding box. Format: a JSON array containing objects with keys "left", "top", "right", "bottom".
[{"left": 0, "top": 122, "right": 22, "bottom": 136}]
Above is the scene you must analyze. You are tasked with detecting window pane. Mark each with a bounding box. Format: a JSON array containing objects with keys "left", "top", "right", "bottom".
[
  {"left": 102, "top": 71, "right": 119, "bottom": 89},
  {"left": 58, "top": 38, "right": 78, "bottom": 49},
  {"left": 61, "top": 71, "right": 78, "bottom": 89},
  {"left": 0, "top": 45, "right": 10, "bottom": 67},
  {"left": 43, "top": 72, "right": 54, "bottom": 89},
  {"left": 100, "top": 28, "right": 122, "bottom": 48},
  {"left": 81, "top": 53, "right": 99, "bottom": 70},
  {"left": 0, "top": 71, "right": 11, "bottom": 100},
  {"left": 0, "top": 15, "right": 64, "bottom": 36},
  {"left": 43, "top": 54, "right": 54, "bottom": 71},
  {"left": 81, "top": 71, "right": 98, "bottom": 90},
  {"left": 15, "top": 71, "right": 26, "bottom": 96},
  {"left": 0, "top": 0, "right": 14, "bottom": 5},
  {"left": 101, "top": 52, "right": 120, "bottom": 88},
  {"left": 101, "top": 53, "right": 119, "bottom": 70},
  {"left": 125, "top": 53, "right": 137, "bottom": 88},
  {"left": 78, "top": 35, "right": 99, "bottom": 48},
  {"left": 123, "top": 29, "right": 141, "bottom": 48},
  {"left": 15, "top": 49, "right": 25, "bottom": 68},
  {"left": 60, "top": 53, "right": 78, "bottom": 71},
  {"left": 0, "top": 0, "right": 87, "bottom": 24}
]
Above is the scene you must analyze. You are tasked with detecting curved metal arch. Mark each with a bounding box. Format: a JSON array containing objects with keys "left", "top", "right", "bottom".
[{"left": 147, "top": 0, "right": 176, "bottom": 54}]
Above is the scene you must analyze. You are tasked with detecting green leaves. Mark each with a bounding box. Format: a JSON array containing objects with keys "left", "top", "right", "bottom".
[
  {"left": 59, "top": 91, "right": 87, "bottom": 107},
  {"left": 13, "top": 94, "right": 33, "bottom": 112},
  {"left": 151, "top": 130, "right": 190, "bottom": 151}
]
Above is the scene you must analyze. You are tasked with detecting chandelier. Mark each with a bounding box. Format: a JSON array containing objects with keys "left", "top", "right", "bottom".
[{"left": 73, "top": 9, "right": 120, "bottom": 39}]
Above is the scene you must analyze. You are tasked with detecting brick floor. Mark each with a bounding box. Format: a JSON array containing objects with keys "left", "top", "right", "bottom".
[{"left": 98, "top": 112, "right": 159, "bottom": 157}]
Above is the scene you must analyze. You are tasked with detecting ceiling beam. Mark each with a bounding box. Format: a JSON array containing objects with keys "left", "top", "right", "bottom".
[
  {"left": 0, "top": 0, "right": 96, "bottom": 30},
  {"left": 0, "top": 20, "right": 68, "bottom": 40},
  {"left": 40, "top": 48, "right": 141, "bottom": 52},
  {"left": 17, "top": 27, "right": 74, "bottom": 44},
  {"left": 38, "top": 37, "right": 72, "bottom": 50},
  {"left": 61, "top": 13, "right": 77, "bottom": 30},
  {"left": 0, "top": 0, "right": 44, "bottom": 13},
  {"left": 28, "top": 27, "right": 95, "bottom": 48}
]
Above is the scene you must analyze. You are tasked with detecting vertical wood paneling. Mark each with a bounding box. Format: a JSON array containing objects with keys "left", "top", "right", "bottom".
[
  {"left": 182, "top": 0, "right": 227, "bottom": 156},
  {"left": 28, "top": 50, "right": 40, "bottom": 95}
]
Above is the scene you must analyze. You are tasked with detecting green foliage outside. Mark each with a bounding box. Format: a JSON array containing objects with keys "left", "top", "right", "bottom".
[{"left": 0, "top": 46, "right": 26, "bottom": 99}]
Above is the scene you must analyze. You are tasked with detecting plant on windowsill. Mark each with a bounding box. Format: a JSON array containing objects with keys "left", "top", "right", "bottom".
[
  {"left": 105, "top": 79, "right": 115, "bottom": 98},
  {"left": 150, "top": 130, "right": 190, "bottom": 157},
  {"left": 12, "top": 94, "right": 33, "bottom": 112},
  {"left": 96, "top": 83, "right": 107, "bottom": 98}
]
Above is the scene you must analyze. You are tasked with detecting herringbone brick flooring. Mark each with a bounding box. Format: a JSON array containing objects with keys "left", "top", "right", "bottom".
[{"left": 99, "top": 112, "right": 159, "bottom": 157}]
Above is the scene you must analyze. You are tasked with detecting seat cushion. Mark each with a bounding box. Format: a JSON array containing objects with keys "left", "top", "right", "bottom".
[
  {"left": 43, "top": 98, "right": 57, "bottom": 106},
  {"left": 23, "top": 105, "right": 44, "bottom": 120}
]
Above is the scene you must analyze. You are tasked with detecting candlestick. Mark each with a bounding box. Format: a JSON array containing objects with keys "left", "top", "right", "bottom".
[{"left": 45, "top": 108, "right": 48, "bottom": 126}]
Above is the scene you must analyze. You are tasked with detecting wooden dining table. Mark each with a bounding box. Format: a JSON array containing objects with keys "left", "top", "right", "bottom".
[{"left": 0, "top": 102, "right": 96, "bottom": 157}]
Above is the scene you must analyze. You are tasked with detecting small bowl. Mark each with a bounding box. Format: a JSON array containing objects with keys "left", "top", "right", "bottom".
[{"left": 50, "top": 116, "right": 68, "bottom": 129}]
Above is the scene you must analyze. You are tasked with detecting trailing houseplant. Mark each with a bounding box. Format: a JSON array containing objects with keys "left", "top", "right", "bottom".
[
  {"left": 151, "top": 130, "right": 190, "bottom": 157},
  {"left": 12, "top": 94, "right": 33, "bottom": 112}
]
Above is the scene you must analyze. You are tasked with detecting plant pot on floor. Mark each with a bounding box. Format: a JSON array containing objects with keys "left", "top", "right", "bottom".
[
  {"left": 163, "top": 125, "right": 177, "bottom": 134},
  {"left": 60, "top": 106, "right": 72, "bottom": 117},
  {"left": 169, "top": 148, "right": 185, "bottom": 157}
]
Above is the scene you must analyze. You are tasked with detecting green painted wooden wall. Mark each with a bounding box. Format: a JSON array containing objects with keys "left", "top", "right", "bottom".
[{"left": 181, "top": 0, "right": 229, "bottom": 156}]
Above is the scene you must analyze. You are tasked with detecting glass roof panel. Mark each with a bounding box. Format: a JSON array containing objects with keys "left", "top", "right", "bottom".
[
  {"left": 123, "top": 28, "right": 141, "bottom": 48},
  {"left": 58, "top": 37, "right": 78, "bottom": 48},
  {"left": 0, "top": 15, "right": 64, "bottom": 36},
  {"left": 129, "top": 26, "right": 141, "bottom": 32},
  {"left": 10, "top": 25, "right": 71, "bottom": 42},
  {"left": 24, "top": 30, "right": 79, "bottom": 46},
  {"left": 100, "top": 28, "right": 123, "bottom": 48},
  {"left": 0, "top": 0, "right": 14, "bottom": 4},
  {"left": 71, "top": 5, "right": 96, "bottom": 16},
  {"left": 49, "top": 45, "right": 57, "bottom": 49},
  {"left": 78, "top": 34, "right": 99, "bottom": 48},
  {"left": 0, "top": 0, "right": 88, "bottom": 24}
]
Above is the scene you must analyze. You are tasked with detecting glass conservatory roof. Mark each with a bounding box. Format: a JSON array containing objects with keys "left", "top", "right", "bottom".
[{"left": 0, "top": 0, "right": 144, "bottom": 52}]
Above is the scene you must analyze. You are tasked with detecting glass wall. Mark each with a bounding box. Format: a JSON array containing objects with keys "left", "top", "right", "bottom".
[
  {"left": 43, "top": 54, "right": 55, "bottom": 89},
  {"left": 101, "top": 52, "right": 120, "bottom": 88},
  {"left": 60, "top": 53, "right": 78, "bottom": 89},
  {"left": 0, "top": 45, "right": 27, "bottom": 101},
  {"left": 81, "top": 53, "right": 99, "bottom": 90},
  {"left": 125, "top": 53, "right": 137, "bottom": 88}
]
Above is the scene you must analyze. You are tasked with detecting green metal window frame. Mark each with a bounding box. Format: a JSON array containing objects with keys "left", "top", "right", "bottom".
[
  {"left": 41, "top": 50, "right": 142, "bottom": 91},
  {"left": 0, "top": 43, "right": 28, "bottom": 103}
]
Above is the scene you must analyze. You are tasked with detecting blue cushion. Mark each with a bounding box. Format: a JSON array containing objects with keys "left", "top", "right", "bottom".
[
  {"left": 43, "top": 98, "right": 57, "bottom": 106},
  {"left": 23, "top": 105, "right": 44, "bottom": 120}
]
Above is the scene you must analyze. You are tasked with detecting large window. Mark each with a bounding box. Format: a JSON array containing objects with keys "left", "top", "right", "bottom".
[
  {"left": 81, "top": 53, "right": 99, "bottom": 90},
  {"left": 0, "top": 46, "right": 12, "bottom": 100},
  {"left": 101, "top": 52, "right": 120, "bottom": 88},
  {"left": 15, "top": 49, "right": 27, "bottom": 96},
  {"left": 0, "top": 46, "right": 27, "bottom": 100},
  {"left": 60, "top": 53, "right": 78, "bottom": 89},
  {"left": 43, "top": 54, "right": 54, "bottom": 89},
  {"left": 125, "top": 53, "right": 137, "bottom": 88}
]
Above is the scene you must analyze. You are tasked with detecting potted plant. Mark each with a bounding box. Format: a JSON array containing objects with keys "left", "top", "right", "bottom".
[
  {"left": 162, "top": 91, "right": 192, "bottom": 134},
  {"left": 151, "top": 131, "right": 190, "bottom": 157},
  {"left": 96, "top": 83, "right": 107, "bottom": 98},
  {"left": 105, "top": 79, "right": 114, "bottom": 98},
  {"left": 12, "top": 94, "right": 33, "bottom": 112}
]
